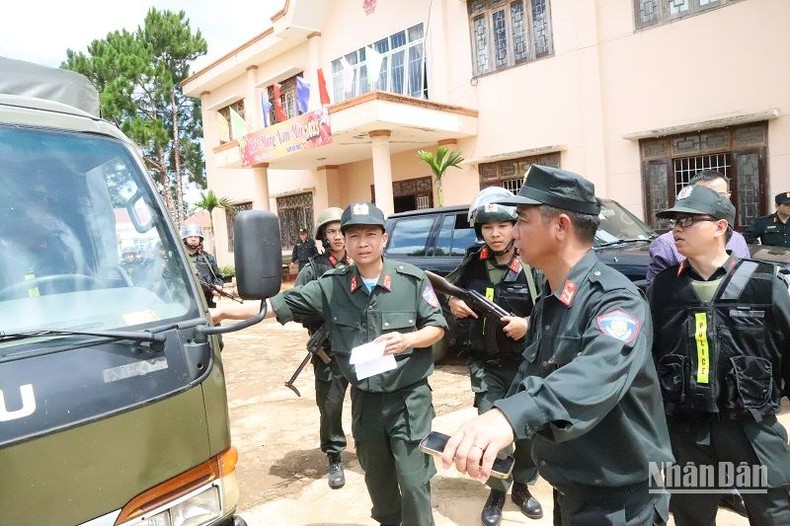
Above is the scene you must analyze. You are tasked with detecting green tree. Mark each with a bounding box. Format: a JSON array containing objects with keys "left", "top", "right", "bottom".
[
  {"left": 192, "top": 190, "right": 237, "bottom": 255},
  {"left": 62, "top": 8, "right": 207, "bottom": 225},
  {"left": 416, "top": 146, "right": 465, "bottom": 207}
]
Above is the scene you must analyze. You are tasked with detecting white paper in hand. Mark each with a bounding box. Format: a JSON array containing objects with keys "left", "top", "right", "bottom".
[{"left": 350, "top": 340, "right": 397, "bottom": 380}]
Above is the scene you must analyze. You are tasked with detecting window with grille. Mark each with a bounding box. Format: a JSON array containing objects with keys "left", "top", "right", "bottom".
[
  {"left": 633, "top": 0, "right": 744, "bottom": 30},
  {"left": 276, "top": 192, "right": 315, "bottom": 250},
  {"left": 330, "top": 24, "right": 426, "bottom": 103},
  {"left": 265, "top": 73, "right": 303, "bottom": 125},
  {"left": 640, "top": 122, "right": 767, "bottom": 229},
  {"left": 479, "top": 152, "right": 561, "bottom": 191},
  {"left": 225, "top": 202, "right": 252, "bottom": 252},
  {"left": 468, "top": 0, "right": 553, "bottom": 77},
  {"left": 217, "top": 100, "right": 245, "bottom": 145}
]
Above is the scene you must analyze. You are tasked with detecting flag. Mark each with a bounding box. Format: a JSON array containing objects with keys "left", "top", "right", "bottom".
[
  {"left": 366, "top": 46, "right": 383, "bottom": 89},
  {"left": 317, "top": 68, "right": 331, "bottom": 105},
  {"left": 295, "top": 76, "right": 310, "bottom": 114},
  {"left": 340, "top": 56, "right": 354, "bottom": 96},
  {"left": 217, "top": 112, "right": 230, "bottom": 143},
  {"left": 272, "top": 83, "right": 287, "bottom": 122},
  {"left": 229, "top": 107, "right": 247, "bottom": 140},
  {"left": 260, "top": 90, "right": 272, "bottom": 127}
]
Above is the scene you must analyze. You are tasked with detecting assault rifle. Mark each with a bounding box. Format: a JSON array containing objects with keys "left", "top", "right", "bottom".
[
  {"left": 284, "top": 324, "right": 332, "bottom": 397},
  {"left": 425, "top": 271, "right": 510, "bottom": 324},
  {"left": 199, "top": 278, "right": 243, "bottom": 304}
]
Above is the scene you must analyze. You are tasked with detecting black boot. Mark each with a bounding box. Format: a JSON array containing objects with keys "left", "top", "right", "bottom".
[
  {"left": 327, "top": 452, "right": 345, "bottom": 489},
  {"left": 481, "top": 489, "right": 506, "bottom": 526},
  {"left": 511, "top": 482, "right": 543, "bottom": 519},
  {"left": 719, "top": 490, "right": 748, "bottom": 517}
]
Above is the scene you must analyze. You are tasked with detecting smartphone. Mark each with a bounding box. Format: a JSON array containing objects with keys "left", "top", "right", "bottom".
[{"left": 419, "top": 430, "right": 515, "bottom": 479}]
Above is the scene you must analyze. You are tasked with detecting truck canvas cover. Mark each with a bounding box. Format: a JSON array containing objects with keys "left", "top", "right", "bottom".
[{"left": 0, "top": 56, "right": 100, "bottom": 117}]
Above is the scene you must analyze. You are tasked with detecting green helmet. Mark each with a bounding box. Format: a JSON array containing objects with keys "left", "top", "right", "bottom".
[
  {"left": 340, "top": 202, "right": 386, "bottom": 233},
  {"left": 314, "top": 207, "right": 344, "bottom": 240},
  {"left": 468, "top": 187, "right": 517, "bottom": 238}
]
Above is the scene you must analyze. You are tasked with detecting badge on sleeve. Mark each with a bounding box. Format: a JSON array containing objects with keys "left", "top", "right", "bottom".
[
  {"left": 596, "top": 309, "right": 640, "bottom": 345},
  {"left": 422, "top": 284, "right": 440, "bottom": 308}
]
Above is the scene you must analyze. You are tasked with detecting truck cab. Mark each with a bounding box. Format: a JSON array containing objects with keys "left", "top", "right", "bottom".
[{"left": 0, "top": 57, "right": 265, "bottom": 526}]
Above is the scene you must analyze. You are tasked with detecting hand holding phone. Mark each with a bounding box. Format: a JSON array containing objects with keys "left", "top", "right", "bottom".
[{"left": 419, "top": 430, "right": 515, "bottom": 479}]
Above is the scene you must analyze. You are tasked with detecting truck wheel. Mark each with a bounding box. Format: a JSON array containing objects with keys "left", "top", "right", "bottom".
[{"left": 233, "top": 516, "right": 248, "bottom": 526}]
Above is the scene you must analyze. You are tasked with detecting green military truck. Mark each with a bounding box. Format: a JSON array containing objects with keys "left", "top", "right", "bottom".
[{"left": 0, "top": 57, "right": 280, "bottom": 526}]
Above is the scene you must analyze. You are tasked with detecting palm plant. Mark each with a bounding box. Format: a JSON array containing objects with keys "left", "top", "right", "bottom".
[
  {"left": 416, "top": 146, "right": 464, "bottom": 207},
  {"left": 191, "top": 190, "right": 236, "bottom": 255}
]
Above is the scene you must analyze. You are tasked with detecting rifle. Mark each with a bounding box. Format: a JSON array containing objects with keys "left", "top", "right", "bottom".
[
  {"left": 199, "top": 278, "right": 243, "bottom": 304},
  {"left": 425, "top": 271, "right": 510, "bottom": 324},
  {"left": 284, "top": 324, "right": 332, "bottom": 397}
]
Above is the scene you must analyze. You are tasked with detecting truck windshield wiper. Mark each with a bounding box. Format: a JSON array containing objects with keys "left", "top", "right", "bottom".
[{"left": 0, "top": 328, "right": 166, "bottom": 343}]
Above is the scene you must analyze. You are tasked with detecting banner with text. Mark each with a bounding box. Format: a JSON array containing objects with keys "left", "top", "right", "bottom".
[{"left": 238, "top": 107, "right": 332, "bottom": 167}]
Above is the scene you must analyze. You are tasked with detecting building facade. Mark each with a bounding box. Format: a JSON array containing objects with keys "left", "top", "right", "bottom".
[{"left": 182, "top": 0, "right": 790, "bottom": 266}]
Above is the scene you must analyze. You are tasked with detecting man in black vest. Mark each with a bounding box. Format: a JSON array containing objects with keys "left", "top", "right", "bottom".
[
  {"left": 650, "top": 185, "right": 790, "bottom": 525},
  {"left": 295, "top": 207, "right": 351, "bottom": 489},
  {"left": 445, "top": 186, "right": 543, "bottom": 525}
]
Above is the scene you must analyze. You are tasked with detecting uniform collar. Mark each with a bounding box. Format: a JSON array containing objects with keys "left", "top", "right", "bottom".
[
  {"left": 677, "top": 254, "right": 738, "bottom": 281},
  {"left": 479, "top": 246, "right": 522, "bottom": 273},
  {"left": 349, "top": 258, "right": 393, "bottom": 293},
  {"left": 328, "top": 251, "right": 350, "bottom": 267},
  {"left": 550, "top": 250, "right": 599, "bottom": 308}
]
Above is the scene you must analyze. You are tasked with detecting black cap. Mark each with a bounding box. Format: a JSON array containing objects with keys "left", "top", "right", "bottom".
[
  {"left": 657, "top": 185, "right": 736, "bottom": 225},
  {"left": 495, "top": 165, "right": 601, "bottom": 215},
  {"left": 775, "top": 192, "right": 790, "bottom": 205},
  {"left": 340, "top": 201, "right": 387, "bottom": 233},
  {"left": 299, "top": 227, "right": 308, "bottom": 233}
]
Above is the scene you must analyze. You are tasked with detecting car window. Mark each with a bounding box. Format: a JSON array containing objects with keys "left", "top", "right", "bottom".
[
  {"left": 386, "top": 216, "right": 435, "bottom": 255},
  {"left": 596, "top": 200, "right": 656, "bottom": 244},
  {"left": 435, "top": 213, "right": 476, "bottom": 256}
]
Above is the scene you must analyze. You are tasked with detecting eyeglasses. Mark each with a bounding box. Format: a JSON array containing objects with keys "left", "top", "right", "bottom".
[{"left": 667, "top": 216, "right": 717, "bottom": 228}]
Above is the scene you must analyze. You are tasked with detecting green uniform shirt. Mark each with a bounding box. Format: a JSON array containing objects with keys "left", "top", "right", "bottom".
[
  {"left": 744, "top": 213, "right": 790, "bottom": 247},
  {"left": 271, "top": 258, "right": 448, "bottom": 393},
  {"left": 494, "top": 250, "right": 673, "bottom": 487}
]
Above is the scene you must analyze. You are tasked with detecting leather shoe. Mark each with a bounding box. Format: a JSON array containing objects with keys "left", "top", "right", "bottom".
[
  {"left": 481, "top": 489, "right": 506, "bottom": 526},
  {"left": 511, "top": 482, "right": 544, "bottom": 519},
  {"left": 719, "top": 491, "right": 748, "bottom": 517},
  {"left": 327, "top": 452, "right": 345, "bottom": 489}
]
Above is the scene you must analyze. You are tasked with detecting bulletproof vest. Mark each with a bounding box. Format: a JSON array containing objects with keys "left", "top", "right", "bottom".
[
  {"left": 653, "top": 259, "right": 784, "bottom": 421},
  {"left": 457, "top": 253, "right": 536, "bottom": 359}
]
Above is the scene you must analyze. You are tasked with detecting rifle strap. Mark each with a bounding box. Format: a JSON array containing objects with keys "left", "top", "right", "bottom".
[{"left": 523, "top": 264, "right": 538, "bottom": 301}]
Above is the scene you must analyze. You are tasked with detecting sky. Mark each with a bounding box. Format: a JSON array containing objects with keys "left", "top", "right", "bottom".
[{"left": 0, "top": 0, "right": 281, "bottom": 71}]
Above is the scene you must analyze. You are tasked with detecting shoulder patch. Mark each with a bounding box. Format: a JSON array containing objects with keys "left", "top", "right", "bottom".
[
  {"left": 596, "top": 309, "right": 640, "bottom": 345},
  {"left": 422, "top": 284, "right": 440, "bottom": 308}
]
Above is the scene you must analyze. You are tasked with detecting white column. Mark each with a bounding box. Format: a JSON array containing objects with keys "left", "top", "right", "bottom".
[
  {"left": 369, "top": 130, "right": 394, "bottom": 215},
  {"left": 245, "top": 65, "right": 260, "bottom": 130},
  {"left": 251, "top": 163, "right": 270, "bottom": 211}
]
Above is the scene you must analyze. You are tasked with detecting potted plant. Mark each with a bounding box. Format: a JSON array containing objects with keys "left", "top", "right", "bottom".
[{"left": 416, "top": 146, "right": 464, "bottom": 207}]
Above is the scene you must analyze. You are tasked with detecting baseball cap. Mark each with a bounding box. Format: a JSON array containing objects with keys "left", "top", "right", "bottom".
[
  {"left": 775, "top": 192, "right": 790, "bottom": 205},
  {"left": 657, "top": 185, "right": 736, "bottom": 225},
  {"left": 298, "top": 227, "right": 308, "bottom": 233},
  {"left": 340, "top": 201, "right": 386, "bottom": 233},
  {"left": 495, "top": 164, "right": 601, "bottom": 215}
]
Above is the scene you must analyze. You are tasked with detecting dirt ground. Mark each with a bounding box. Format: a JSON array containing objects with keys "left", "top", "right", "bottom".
[{"left": 218, "top": 295, "right": 756, "bottom": 526}]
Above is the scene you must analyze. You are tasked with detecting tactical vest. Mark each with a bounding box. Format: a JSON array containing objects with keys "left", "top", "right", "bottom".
[
  {"left": 458, "top": 254, "right": 536, "bottom": 359},
  {"left": 653, "top": 259, "right": 784, "bottom": 421}
]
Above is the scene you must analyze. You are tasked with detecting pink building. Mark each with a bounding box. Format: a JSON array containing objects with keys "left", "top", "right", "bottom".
[{"left": 183, "top": 0, "right": 790, "bottom": 266}]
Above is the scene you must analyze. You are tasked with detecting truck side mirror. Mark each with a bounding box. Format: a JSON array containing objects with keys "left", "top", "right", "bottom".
[{"left": 233, "top": 210, "right": 282, "bottom": 300}]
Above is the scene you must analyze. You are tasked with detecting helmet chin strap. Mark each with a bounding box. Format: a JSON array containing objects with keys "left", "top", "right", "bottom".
[{"left": 488, "top": 239, "right": 515, "bottom": 257}]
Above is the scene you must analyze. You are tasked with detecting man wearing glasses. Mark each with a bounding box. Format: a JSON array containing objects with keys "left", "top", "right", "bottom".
[
  {"left": 649, "top": 185, "right": 790, "bottom": 525},
  {"left": 646, "top": 170, "right": 749, "bottom": 290}
]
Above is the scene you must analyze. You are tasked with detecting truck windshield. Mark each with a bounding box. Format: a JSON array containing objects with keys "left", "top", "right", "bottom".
[{"left": 0, "top": 124, "right": 193, "bottom": 349}]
